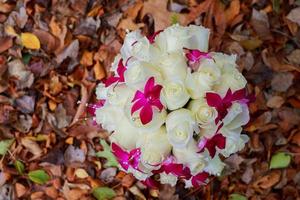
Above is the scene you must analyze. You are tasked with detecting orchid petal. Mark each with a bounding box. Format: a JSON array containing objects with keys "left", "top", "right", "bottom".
[
  {"left": 131, "top": 98, "right": 146, "bottom": 115},
  {"left": 104, "top": 76, "right": 119, "bottom": 87},
  {"left": 150, "top": 85, "right": 163, "bottom": 99},
  {"left": 206, "top": 92, "right": 222, "bottom": 107},
  {"left": 132, "top": 90, "right": 145, "bottom": 103},
  {"left": 111, "top": 143, "right": 130, "bottom": 170},
  {"left": 191, "top": 172, "right": 209, "bottom": 187},
  {"left": 144, "top": 77, "right": 155, "bottom": 95},
  {"left": 151, "top": 99, "right": 164, "bottom": 111},
  {"left": 87, "top": 99, "right": 105, "bottom": 116},
  {"left": 147, "top": 30, "right": 163, "bottom": 44},
  {"left": 142, "top": 177, "right": 160, "bottom": 189},
  {"left": 140, "top": 104, "right": 153, "bottom": 124}
]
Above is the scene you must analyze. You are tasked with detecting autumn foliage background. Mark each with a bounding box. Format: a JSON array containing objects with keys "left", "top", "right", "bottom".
[{"left": 0, "top": 0, "right": 300, "bottom": 199}]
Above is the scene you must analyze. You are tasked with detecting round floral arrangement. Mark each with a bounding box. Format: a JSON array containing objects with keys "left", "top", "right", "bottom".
[{"left": 92, "top": 24, "right": 254, "bottom": 188}]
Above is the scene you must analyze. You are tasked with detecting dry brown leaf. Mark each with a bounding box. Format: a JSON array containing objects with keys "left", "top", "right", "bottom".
[
  {"left": 49, "top": 75, "right": 63, "bottom": 96},
  {"left": 80, "top": 51, "right": 94, "bottom": 67},
  {"left": 142, "top": 0, "right": 183, "bottom": 31},
  {"left": 286, "top": 7, "right": 300, "bottom": 26},
  {"left": 33, "top": 29, "right": 60, "bottom": 53},
  {"left": 266, "top": 96, "right": 285, "bottom": 108},
  {"left": 94, "top": 61, "right": 106, "bottom": 80},
  {"left": 253, "top": 170, "right": 281, "bottom": 190},
  {"left": 21, "top": 137, "right": 43, "bottom": 159},
  {"left": 118, "top": 18, "right": 144, "bottom": 31},
  {"left": 225, "top": 0, "right": 240, "bottom": 25},
  {"left": 250, "top": 9, "right": 272, "bottom": 41},
  {"left": 0, "top": 37, "right": 13, "bottom": 53},
  {"left": 15, "top": 183, "right": 27, "bottom": 198}
]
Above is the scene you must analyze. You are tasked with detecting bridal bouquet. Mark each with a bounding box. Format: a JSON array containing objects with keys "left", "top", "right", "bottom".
[{"left": 92, "top": 24, "right": 253, "bottom": 188}]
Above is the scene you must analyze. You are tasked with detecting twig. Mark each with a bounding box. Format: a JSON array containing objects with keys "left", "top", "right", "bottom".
[{"left": 271, "top": 29, "right": 300, "bottom": 48}]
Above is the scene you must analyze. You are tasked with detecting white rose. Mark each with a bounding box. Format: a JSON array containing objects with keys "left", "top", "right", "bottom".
[
  {"left": 124, "top": 59, "right": 163, "bottom": 90},
  {"left": 155, "top": 24, "right": 190, "bottom": 53},
  {"left": 160, "top": 172, "right": 178, "bottom": 186},
  {"left": 188, "top": 99, "right": 217, "bottom": 127},
  {"left": 166, "top": 109, "right": 197, "bottom": 148},
  {"left": 110, "top": 54, "right": 122, "bottom": 73},
  {"left": 127, "top": 165, "right": 152, "bottom": 181},
  {"left": 214, "top": 68, "right": 247, "bottom": 95},
  {"left": 185, "top": 25, "right": 210, "bottom": 51},
  {"left": 131, "top": 37, "right": 160, "bottom": 62},
  {"left": 197, "top": 58, "right": 221, "bottom": 84},
  {"left": 185, "top": 69, "right": 212, "bottom": 99},
  {"left": 203, "top": 155, "right": 225, "bottom": 176},
  {"left": 223, "top": 103, "right": 250, "bottom": 129},
  {"left": 109, "top": 117, "right": 141, "bottom": 149},
  {"left": 157, "top": 51, "right": 188, "bottom": 81},
  {"left": 95, "top": 103, "right": 123, "bottom": 132},
  {"left": 211, "top": 52, "right": 237, "bottom": 69},
  {"left": 106, "top": 84, "right": 134, "bottom": 106},
  {"left": 173, "top": 141, "right": 206, "bottom": 175},
  {"left": 136, "top": 127, "right": 172, "bottom": 170},
  {"left": 161, "top": 79, "right": 190, "bottom": 110},
  {"left": 219, "top": 127, "right": 249, "bottom": 157},
  {"left": 95, "top": 82, "right": 108, "bottom": 100},
  {"left": 124, "top": 100, "right": 167, "bottom": 133},
  {"left": 120, "top": 30, "right": 143, "bottom": 60}
]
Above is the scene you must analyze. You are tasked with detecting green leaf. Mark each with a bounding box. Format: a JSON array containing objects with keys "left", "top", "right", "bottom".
[
  {"left": 14, "top": 160, "right": 25, "bottom": 175},
  {"left": 270, "top": 152, "right": 291, "bottom": 169},
  {"left": 96, "top": 140, "right": 118, "bottom": 168},
  {"left": 170, "top": 13, "right": 179, "bottom": 25},
  {"left": 0, "top": 139, "right": 14, "bottom": 156},
  {"left": 22, "top": 53, "right": 31, "bottom": 65},
  {"left": 229, "top": 193, "right": 247, "bottom": 200},
  {"left": 28, "top": 169, "right": 50, "bottom": 184},
  {"left": 272, "top": 0, "right": 280, "bottom": 13},
  {"left": 92, "top": 187, "right": 116, "bottom": 200}
]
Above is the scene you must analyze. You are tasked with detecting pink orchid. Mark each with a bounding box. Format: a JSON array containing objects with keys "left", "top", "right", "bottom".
[
  {"left": 131, "top": 77, "right": 164, "bottom": 125},
  {"left": 86, "top": 99, "right": 106, "bottom": 116},
  {"left": 103, "top": 59, "right": 126, "bottom": 87},
  {"left": 154, "top": 157, "right": 192, "bottom": 179},
  {"left": 206, "top": 88, "right": 254, "bottom": 124},
  {"left": 191, "top": 172, "right": 209, "bottom": 187},
  {"left": 197, "top": 133, "right": 226, "bottom": 158},
  {"left": 111, "top": 143, "right": 141, "bottom": 171},
  {"left": 184, "top": 48, "right": 212, "bottom": 63},
  {"left": 141, "top": 177, "right": 160, "bottom": 189},
  {"left": 147, "top": 30, "right": 163, "bottom": 44}
]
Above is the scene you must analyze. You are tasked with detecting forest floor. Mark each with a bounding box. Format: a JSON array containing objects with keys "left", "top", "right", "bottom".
[{"left": 0, "top": 0, "right": 300, "bottom": 199}]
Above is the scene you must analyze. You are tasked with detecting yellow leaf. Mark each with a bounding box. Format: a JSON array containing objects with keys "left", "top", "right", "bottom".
[
  {"left": 21, "top": 33, "right": 41, "bottom": 50},
  {"left": 5, "top": 25, "right": 18, "bottom": 37},
  {"left": 75, "top": 168, "right": 89, "bottom": 179}
]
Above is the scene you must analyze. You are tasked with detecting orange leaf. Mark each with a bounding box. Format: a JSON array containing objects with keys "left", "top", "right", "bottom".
[
  {"left": 94, "top": 61, "right": 106, "bottom": 80},
  {"left": 80, "top": 51, "right": 94, "bottom": 67}
]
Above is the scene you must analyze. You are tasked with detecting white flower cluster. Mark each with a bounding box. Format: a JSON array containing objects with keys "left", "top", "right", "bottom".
[{"left": 94, "top": 24, "right": 251, "bottom": 188}]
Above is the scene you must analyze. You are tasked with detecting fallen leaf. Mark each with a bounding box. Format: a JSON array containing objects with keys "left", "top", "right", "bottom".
[
  {"left": 15, "top": 95, "right": 35, "bottom": 114},
  {"left": 0, "top": 37, "right": 13, "bottom": 53},
  {"left": 253, "top": 170, "right": 281, "bottom": 190},
  {"left": 8, "top": 59, "right": 34, "bottom": 89},
  {"left": 21, "top": 137, "right": 43, "bottom": 159},
  {"left": 80, "top": 51, "right": 94, "bottom": 67},
  {"left": 225, "top": 0, "right": 240, "bottom": 25},
  {"left": 64, "top": 145, "right": 86, "bottom": 166},
  {"left": 75, "top": 168, "right": 89, "bottom": 179},
  {"left": 99, "top": 168, "right": 117, "bottom": 183},
  {"left": 266, "top": 96, "right": 285, "bottom": 108},
  {"left": 92, "top": 187, "right": 116, "bottom": 200},
  {"left": 28, "top": 169, "right": 50, "bottom": 185},
  {"left": 15, "top": 183, "right": 26, "bottom": 198},
  {"left": 0, "top": 139, "right": 14, "bottom": 156},
  {"left": 21, "top": 33, "right": 41, "bottom": 50},
  {"left": 286, "top": 49, "right": 300, "bottom": 65},
  {"left": 239, "top": 38, "right": 263, "bottom": 50},
  {"left": 56, "top": 40, "right": 79, "bottom": 64},
  {"left": 14, "top": 160, "right": 25, "bottom": 175},
  {"left": 286, "top": 7, "right": 300, "bottom": 26},
  {"left": 96, "top": 140, "right": 118, "bottom": 168},
  {"left": 94, "top": 61, "right": 106, "bottom": 80},
  {"left": 33, "top": 29, "right": 59, "bottom": 53},
  {"left": 251, "top": 9, "right": 272, "bottom": 40},
  {"left": 271, "top": 72, "right": 294, "bottom": 92},
  {"left": 229, "top": 193, "right": 247, "bottom": 200},
  {"left": 270, "top": 152, "right": 292, "bottom": 169},
  {"left": 129, "top": 186, "right": 146, "bottom": 200}
]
